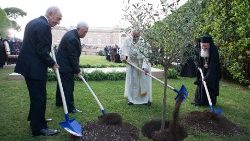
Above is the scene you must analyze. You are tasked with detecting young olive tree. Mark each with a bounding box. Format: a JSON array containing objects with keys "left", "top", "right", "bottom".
[{"left": 122, "top": 0, "right": 190, "bottom": 130}]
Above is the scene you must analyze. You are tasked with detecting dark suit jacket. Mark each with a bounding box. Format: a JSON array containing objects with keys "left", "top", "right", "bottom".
[
  {"left": 56, "top": 29, "right": 81, "bottom": 74},
  {"left": 14, "top": 16, "right": 55, "bottom": 80}
]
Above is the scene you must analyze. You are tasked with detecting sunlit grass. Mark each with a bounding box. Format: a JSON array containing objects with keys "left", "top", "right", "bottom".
[
  {"left": 0, "top": 55, "right": 249, "bottom": 141},
  {"left": 80, "top": 55, "right": 117, "bottom": 65}
]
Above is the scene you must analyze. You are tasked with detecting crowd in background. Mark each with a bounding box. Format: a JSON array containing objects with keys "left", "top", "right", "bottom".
[
  {"left": 0, "top": 34, "right": 23, "bottom": 67},
  {"left": 104, "top": 44, "right": 121, "bottom": 63}
]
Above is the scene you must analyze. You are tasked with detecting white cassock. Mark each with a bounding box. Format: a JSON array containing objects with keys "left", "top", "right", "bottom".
[{"left": 121, "top": 36, "right": 152, "bottom": 104}]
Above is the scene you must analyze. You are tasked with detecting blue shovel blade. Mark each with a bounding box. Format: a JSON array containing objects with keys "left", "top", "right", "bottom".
[
  {"left": 175, "top": 85, "right": 188, "bottom": 101},
  {"left": 210, "top": 107, "right": 223, "bottom": 116},
  {"left": 180, "top": 85, "right": 188, "bottom": 98},
  {"left": 59, "top": 119, "right": 83, "bottom": 137}
]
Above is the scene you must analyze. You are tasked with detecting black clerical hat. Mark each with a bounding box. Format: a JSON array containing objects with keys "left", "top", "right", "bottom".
[{"left": 200, "top": 35, "right": 212, "bottom": 43}]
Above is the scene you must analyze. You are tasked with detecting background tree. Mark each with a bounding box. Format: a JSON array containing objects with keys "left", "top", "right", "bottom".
[
  {"left": 123, "top": 0, "right": 250, "bottom": 86},
  {"left": 4, "top": 7, "right": 27, "bottom": 31},
  {"left": 0, "top": 8, "right": 11, "bottom": 37},
  {"left": 166, "top": 0, "right": 250, "bottom": 85}
]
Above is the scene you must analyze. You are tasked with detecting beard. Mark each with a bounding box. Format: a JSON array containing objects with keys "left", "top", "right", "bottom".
[{"left": 200, "top": 48, "right": 209, "bottom": 58}]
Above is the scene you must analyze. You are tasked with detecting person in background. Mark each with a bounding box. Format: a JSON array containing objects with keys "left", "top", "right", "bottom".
[
  {"left": 14, "top": 6, "right": 62, "bottom": 136},
  {"left": 121, "top": 29, "right": 152, "bottom": 106},
  {"left": 0, "top": 34, "right": 5, "bottom": 68},
  {"left": 55, "top": 21, "right": 88, "bottom": 113},
  {"left": 192, "top": 35, "right": 221, "bottom": 106},
  {"left": 180, "top": 43, "right": 196, "bottom": 77}
]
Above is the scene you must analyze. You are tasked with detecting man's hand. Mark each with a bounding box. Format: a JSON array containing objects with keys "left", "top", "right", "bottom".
[
  {"left": 52, "top": 63, "right": 59, "bottom": 71},
  {"left": 121, "top": 56, "right": 128, "bottom": 63},
  {"left": 143, "top": 68, "right": 149, "bottom": 75},
  {"left": 77, "top": 70, "right": 83, "bottom": 79}
]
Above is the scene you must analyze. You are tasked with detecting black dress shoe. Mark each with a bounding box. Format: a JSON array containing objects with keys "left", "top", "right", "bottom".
[
  {"left": 33, "top": 128, "right": 59, "bottom": 136},
  {"left": 127, "top": 102, "right": 134, "bottom": 105},
  {"left": 143, "top": 102, "right": 152, "bottom": 106}
]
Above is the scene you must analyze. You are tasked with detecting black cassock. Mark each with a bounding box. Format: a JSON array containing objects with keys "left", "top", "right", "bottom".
[{"left": 194, "top": 44, "right": 221, "bottom": 106}]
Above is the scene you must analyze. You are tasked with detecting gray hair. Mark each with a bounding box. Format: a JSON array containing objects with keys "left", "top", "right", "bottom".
[
  {"left": 45, "top": 6, "right": 61, "bottom": 17},
  {"left": 77, "top": 21, "right": 89, "bottom": 29}
]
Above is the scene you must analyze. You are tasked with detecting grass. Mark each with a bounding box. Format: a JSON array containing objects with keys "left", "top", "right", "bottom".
[
  {"left": 0, "top": 55, "right": 250, "bottom": 141},
  {"left": 80, "top": 55, "right": 117, "bottom": 65}
]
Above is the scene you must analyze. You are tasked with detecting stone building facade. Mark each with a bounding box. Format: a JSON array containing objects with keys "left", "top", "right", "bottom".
[{"left": 52, "top": 26, "right": 126, "bottom": 55}]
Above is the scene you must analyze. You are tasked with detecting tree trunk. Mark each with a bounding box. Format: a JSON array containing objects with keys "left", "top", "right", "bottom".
[{"left": 160, "top": 63, "right": 168, "bottom": 130}]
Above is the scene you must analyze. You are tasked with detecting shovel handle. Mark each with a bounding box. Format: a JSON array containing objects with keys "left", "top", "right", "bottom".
[
  {"left": 79, "top": 75, "right": 105, "bottom": 111},
  {"left": 51, "top": 48, "right": 69, "bottom": 115},
  {"left": 126, "top": 61, "right": 175, "bottom": 90},
  {"left": 198, "top": 68, "right": 214, "bottom": 110}
]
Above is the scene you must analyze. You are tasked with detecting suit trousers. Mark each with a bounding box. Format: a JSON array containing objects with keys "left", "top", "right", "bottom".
[
  {"left": 25, "top": 77, "right": 47, "bottom": 134},
  {"left": 56, "top": 72, "right": 75, "bottom": 112}
]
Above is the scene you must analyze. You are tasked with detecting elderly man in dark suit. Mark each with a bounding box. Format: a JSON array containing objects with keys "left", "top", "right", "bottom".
[
  {"left": 14, "top": 6, "right": 62, "bottom": 136},
  {"left": 55, "top": 21, "right": 88, "bottom": 113}
]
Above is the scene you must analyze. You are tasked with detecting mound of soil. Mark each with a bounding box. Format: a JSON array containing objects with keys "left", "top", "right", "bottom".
[
  {"left": 181, "top": 111, "right": 245, "bottom": 136},
  {"left": 98, "top": 113, "right": 123, "bottom": 125},
  {"left": 81, "top": 121, "right": 139, "bottom": 141},
  {"left": 141, "top": 119, "right": 187, "bottom": 141},
  {"left": 142, "top": 98, "right": 188, "bottom": 141},
  {"left": 141, "top": 119, "right": 170, "bottom": 139}
]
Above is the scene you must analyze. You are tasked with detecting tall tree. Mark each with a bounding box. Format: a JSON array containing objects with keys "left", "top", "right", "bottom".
[
  {"left": 4, "top": 7, "right": 27, "bottom": 31},
  {"left": 122, "top": 0, "right": 188, "bottom": 131},
  {"left": 0, "top": 8, "right": 11, "bottom": 37}
]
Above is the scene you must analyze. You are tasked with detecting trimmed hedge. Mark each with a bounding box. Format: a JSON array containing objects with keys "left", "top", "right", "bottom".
[
  {"left": 47, "top": 70, "right": 126, "bottom": 81},
  {"left": 47, "top": 68, "right": 178, "bottom": 81}
]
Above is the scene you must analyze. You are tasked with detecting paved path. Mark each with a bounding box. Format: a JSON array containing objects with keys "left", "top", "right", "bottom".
[
  {"left": 82, "top": 67, "right": 163, "bottom": 73},
  {"left": 7, "top": 67, "right": 164, "bottom": 80}
]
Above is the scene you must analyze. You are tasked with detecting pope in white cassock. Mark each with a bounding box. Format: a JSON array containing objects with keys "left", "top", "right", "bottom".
[{"left": 121, "top": 30, "right": 152, "bottom": 105}]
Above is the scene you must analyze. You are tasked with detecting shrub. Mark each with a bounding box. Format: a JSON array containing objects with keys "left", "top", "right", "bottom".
[
  {"left": 97, "top": 50, "right": 105, "bottom": 56},
  {"left": 167, "top": 68, "right": 178, "bottom": 79},
  {"left": 47, "top": 70, "right": 126, "bottom": 81}
]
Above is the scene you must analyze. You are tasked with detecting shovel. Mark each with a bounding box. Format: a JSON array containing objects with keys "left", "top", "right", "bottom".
[
  {"left": 51, "top": 47, "right": 83, "bottom": 137},
  {"left": 79, "top": 75, "right": 106, "bottom": 115},
  {"left": 79, "top": 75, "right": 122, "bottom": 125},
  {"left": 126, "top": 61, "right": 188, "bottom": 101},
  {"left": 198, "top": 67, "right": 222, "bottom": 115}
]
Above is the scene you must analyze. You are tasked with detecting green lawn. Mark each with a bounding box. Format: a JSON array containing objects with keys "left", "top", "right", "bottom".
[
  {"left": 0, "top": 55, "right": 249, "bottom": 141},
  {"left": 80, "top": 55, "right": 117, "bottom": 65}
]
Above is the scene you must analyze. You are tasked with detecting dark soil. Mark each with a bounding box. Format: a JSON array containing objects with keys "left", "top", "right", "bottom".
[
  {"left": 180, "top": 110, "right": 246, "bottom": 136},
  {"left": 98, "top": 112, "right": 123, "bottom": 125},
  {"left": 141, "top": 119, "right": 187, "bottom": 141},
  {"left": 141, "top": 119, "right": 170, "bottom": 139},
  {"left": 80, "top": 120, "right": 139, "bottom": 141},
  {"left": 142, "top": 97, "right": 188, "bottom": 141}
]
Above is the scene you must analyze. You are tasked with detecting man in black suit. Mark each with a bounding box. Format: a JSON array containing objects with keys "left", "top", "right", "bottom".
[
  {"left": 55, "top": 21, "right": 88, "bottom": 113},
  {"left": 14, "top": 6, "right": 62, "bottom": 136}
]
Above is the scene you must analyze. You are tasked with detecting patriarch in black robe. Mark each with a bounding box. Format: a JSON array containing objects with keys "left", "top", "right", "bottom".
[{"left": 193, "top": 35, "right": 221, "bottom": 106}]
